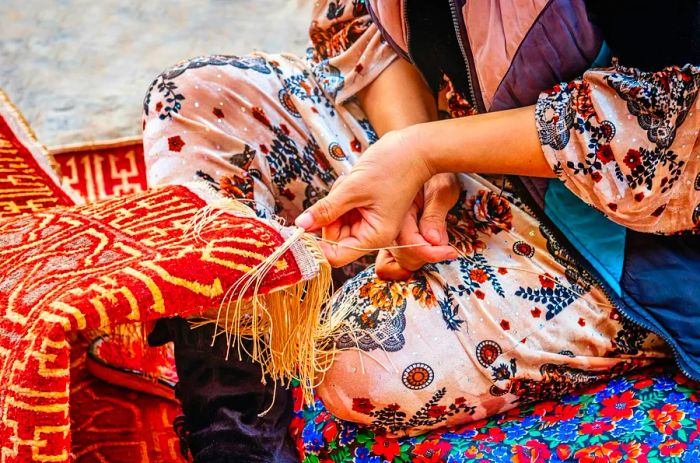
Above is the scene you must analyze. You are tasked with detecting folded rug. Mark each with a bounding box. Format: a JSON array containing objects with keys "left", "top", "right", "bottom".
[{"left": 0, "top": 90, "right": 331, "bottom": 462}]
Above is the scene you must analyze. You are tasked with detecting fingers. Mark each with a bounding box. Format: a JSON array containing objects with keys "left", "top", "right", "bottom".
[
  {"left": 318, "top": 235, "right": 370, "bottom": 268},
  {"left": 419, "top": 173, "right": 461, "bottom": 246},
  {"left": 319, "top": 212, "right": 367, "bottom": 267},
  {"left": 391, "top": 205, "right": 457, "bottom": 272},
  {"left": 295, "top": 175, "right": 359, "bottom": 232},
  {"left": 375, "top": 249, "right": 412, "bottom": 281}
]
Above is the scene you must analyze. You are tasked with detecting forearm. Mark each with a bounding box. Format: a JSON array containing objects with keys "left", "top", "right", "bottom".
[
  {"left": 407, "top": 105, "right": 555, "bottom": 178},
  {"left": 357, "top": 58, "right": 436, "bottom": 136}
]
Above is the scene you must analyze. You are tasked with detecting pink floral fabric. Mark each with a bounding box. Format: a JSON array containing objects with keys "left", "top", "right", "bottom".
[
  {"left": 536, "top": 62, "right": 700, "bottom": 234},
  {"left": 141, "top": 0, "right": 677, "bottom": 439}
]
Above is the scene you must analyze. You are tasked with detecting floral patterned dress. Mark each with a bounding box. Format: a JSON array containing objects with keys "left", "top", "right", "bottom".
[{"left": 142, "top": 0, "right": 699, "bottom": 447}]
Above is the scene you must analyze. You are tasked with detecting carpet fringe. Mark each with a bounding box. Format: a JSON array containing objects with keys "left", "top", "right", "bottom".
[{"left": 187, "top": 196, "right": 337, "bottom": 406}]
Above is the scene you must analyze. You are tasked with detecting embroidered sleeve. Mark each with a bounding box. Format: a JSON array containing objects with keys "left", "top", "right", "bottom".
[
  {"left": 535, "top": 63, "right": 700, "bottom": 234},
  {"left": 308, "top": 0, "right": 399, "bottom": 104}
]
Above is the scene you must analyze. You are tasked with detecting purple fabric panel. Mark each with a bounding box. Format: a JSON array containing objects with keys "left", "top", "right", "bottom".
[
  {"left": 490, "top": 0, "right": 602, "bottom": 111},
  {"left": 519, "top": 176, "right": 548, "bottom": 209}
]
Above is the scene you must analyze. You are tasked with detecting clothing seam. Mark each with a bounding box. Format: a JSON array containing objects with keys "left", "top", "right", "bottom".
[{"left": 490, "top": 0, "right": 558, "bottom": 107}]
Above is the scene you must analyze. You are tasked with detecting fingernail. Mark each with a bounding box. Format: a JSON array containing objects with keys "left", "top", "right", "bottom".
[{"left": 295, "top": 212, "right": 313, "bottom": 230}]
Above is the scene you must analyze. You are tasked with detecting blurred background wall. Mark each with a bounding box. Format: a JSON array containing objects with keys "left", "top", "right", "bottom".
[{"left": 0, "top": 0, "right": 310, "bottom": 148}]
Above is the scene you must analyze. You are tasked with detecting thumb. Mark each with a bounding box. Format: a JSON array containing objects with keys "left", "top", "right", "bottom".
[
  {"left": 419, "top": 196, "right": 454, "bottom": 246},
  {"left": 295, "top": 178, "right": 359, "bottom": 231}
]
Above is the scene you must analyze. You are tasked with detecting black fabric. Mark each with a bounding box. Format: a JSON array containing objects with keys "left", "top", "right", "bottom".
[
  {"left": 621, "top": 232, "right": 700, "bottom": 377},
  {"left": 149, "top": 318, "right": 298, "bottom": 463},
  {"left": 404, "top": 0, "right": 473, "bottom": 102},
  {"left": 585, "top": 0, "right": 700, "bottom": 70}
]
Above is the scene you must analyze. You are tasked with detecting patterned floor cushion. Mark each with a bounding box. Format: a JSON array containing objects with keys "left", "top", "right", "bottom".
[{"left": 291, "top": 364, "right": 700, "bottom": 462}]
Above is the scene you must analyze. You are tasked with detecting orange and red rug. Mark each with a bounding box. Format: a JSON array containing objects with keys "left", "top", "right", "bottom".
[
  {"left": 0, "top": 90, "right": 183, "bottom": 463},
  {"left": 0, "top": 90, "right": 327, "bottom": 462},
  {"left": 52, "top": 138, "right": 147, "bottom": 203}
]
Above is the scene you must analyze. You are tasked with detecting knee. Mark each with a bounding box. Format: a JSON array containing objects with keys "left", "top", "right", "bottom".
[
  {"left": 142, "top": 54, "right": 271, "bottom": 124},
  {"left": 141, "top": 55, "right": 276, "bottom": 186}
]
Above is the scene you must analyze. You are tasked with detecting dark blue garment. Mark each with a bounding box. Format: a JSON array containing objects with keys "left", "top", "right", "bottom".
[{"left": 148, "top": 318, "right": 299, "bottom": 463}]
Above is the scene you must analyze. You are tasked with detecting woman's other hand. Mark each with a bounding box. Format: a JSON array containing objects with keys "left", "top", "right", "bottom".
[
  {"left": 294, "top": 131, "right": 432, "bottom": 267},
  {"left": 375, "top": 173, "right": 460, "bottom": 280}
]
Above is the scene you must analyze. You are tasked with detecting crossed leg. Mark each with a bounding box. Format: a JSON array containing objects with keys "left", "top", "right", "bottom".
[{"left": 143, "top": 53, "right": 669, "bottom": 446}]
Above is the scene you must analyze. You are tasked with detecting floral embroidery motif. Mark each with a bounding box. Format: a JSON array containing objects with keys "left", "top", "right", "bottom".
[
  {"left": 253, "top": 106, "right": 338, "bottom": 195},
  {"left": 508, "top": 362, "right": 634, "bottom": 405},
  {"left": 328, "top": 142, "right": 347, "bottom": 160},
  {"left": 623, "top": 146, "right": 685, "bottom": 192},
  {"left": 436, "top": 293, "right": 464, "bottom": 331},
  {"left": 445, "top": 253, "right": 505, "bottom": 299},
  {"left": 402, "top": 363, "right": 434, "bottom": 390},
  {"left": 606, "top": 64, "right": 700, "bottom": 149},
  {"left": 611, "top": 313, "right": 651, "bottom": 356},
  {"left": 282, "top": 72, "right": 338, "bottom": 115},
  {"left": 150, "top": 78, "right": 185, "bottom": 120},
  {"left": 278, "top": 88, "right": 302, "bottom": 118},
  {"left": 446, "top": 189, "right": 513, "bottom": 255},
  {"left": 353, "top": 389, "right": 476, "bottom": 434},
  {"left": 513, "top": 240, "right": 535, "bottom": 258},
  {"left": 490, "top": 358, "right": 518, "bottom": 384},
  {"left": 227, "top": 144, "right": 258, "bottom": 172},
  {"left": 309, "top": 1, "right": 369, "bottom": 61},
  {"left": 514, "top": 273, "right": 583, "bottom": 320},
  {"left": 535, "top": 82, "right": 579, "bottom": 151},
  {"left": 540, "top": 225, "right": 595, "bottom": 291},
  {"left": 311, "top": 61, "right": 345, "bottom": 100},
  {"left": 167, "top": 135, "right": 185, "bottom": 152},
  {"left": 475, "top": 340, "right": 503, "bottom": 368},
  {"left": 333, "top": 269, "right": 438, "bottom": 352}
]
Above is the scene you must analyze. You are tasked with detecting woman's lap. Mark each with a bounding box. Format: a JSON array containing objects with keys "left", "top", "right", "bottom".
[
  {"left": 318, "top": 173, "right": 668, "bottom": 436},
  {"left": 142, "top": 53, "right": 669, "bottom": 438}
]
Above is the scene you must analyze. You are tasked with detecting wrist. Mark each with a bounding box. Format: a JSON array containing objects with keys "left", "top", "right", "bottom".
[
  {"left": 400, "top": 123, "right": 439, "bottom": 178},
  {"left": 377, "top": 127, "right": 433, "bottom": 192}
]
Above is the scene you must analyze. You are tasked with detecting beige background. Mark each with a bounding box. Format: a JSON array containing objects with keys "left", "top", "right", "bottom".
[{"left": 0, "top": 0, "right": 310, "bottom": 148}]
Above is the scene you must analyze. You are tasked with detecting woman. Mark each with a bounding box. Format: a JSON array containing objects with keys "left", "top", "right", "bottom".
[{"left": 144, "top": 0, "right": 700, "bottom": 461}]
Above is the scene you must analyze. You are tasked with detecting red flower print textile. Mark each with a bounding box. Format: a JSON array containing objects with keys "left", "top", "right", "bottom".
[{"left": 292, "top": 366, "right": 700, "bottom": 462}]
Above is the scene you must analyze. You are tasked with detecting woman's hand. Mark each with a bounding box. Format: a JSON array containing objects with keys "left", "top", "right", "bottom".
[
  {"left": 295, "top": 106, "right": 552, "bottom": 268},
  {"left": 294, "top": 131, "right": 432, "bottom": 267},
  {"left": 375, "top": 173, "right": 460, "bottom": 280}
]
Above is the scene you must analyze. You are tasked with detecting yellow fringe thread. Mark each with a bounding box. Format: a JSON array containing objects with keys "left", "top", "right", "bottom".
[{"left": 188, "top": 200, "right": 337, "bottom": 407}]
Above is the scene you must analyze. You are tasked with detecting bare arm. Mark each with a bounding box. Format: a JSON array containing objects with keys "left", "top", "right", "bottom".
[
  {"left": 410, "top": 106, "right": 555, "bottom": 178},
  {"left": 356, "top": 58, "right": 437, "bottom": 135},
  {"left": 355, "top": 59, "right": 462, "bottom": 277}
]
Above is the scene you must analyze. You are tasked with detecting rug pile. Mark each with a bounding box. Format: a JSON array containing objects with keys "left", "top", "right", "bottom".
[{"left": 0, "top": 90, "right": 328, "bottom": 462}]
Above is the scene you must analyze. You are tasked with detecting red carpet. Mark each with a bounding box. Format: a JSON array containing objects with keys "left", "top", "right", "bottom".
[
  {"left": 70, "top": 342, "right": 185, "bottom": 463},
  {"left": 53, "top": 138, "right": 147, "bottom": 203},
  {"left": 1, "top": 89, "right": 321, "bottom": 462}
]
